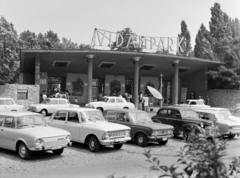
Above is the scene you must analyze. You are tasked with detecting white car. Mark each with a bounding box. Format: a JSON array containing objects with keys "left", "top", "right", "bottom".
[
  {"left": 48, "top": 107, "right": 131, "bottom": 152},
  {"left": 85, "top": 96, "right": 135, "bottom": 112},
  {"left": 0, "top": 97, "right": 24, "bottom": 112},
  {"left": 179, "top": 99, "right": 210, "bottom": 109},
  {"left": 0, "top": 112, "right": 71, "bottom": 160},
  {"left": 28, "top": 98, "right": 79, "bottom": 116}
]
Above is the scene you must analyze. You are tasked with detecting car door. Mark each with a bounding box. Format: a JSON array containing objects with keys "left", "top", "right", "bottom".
[
  {"left": 107, "top": 98, "right": 116, "bottom": 109},
  {"left": 1, "top": 116, "right": 17, "bottom": 150},
  {"left": 5, "top": 99, "right": 15, "bottom": 111},
  {"left": 116, "top": 98, "right": 124, "bottom": 109},
  {"left": 48, "top": 100, "right": 59, "bottom": 113},
  {"left": 49, "top": 111, "right": 67, "bottom": 129},
  {"left": 63, "top": 111, "right": 81, "bottom": 142},
  {"left": 168, "top": 109, "right": 183, "bottom": 134}
]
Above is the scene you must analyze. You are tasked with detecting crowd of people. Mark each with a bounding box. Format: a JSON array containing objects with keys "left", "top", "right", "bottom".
[{"left": 40, "top": 90, "right": 70, "bottom": 102}]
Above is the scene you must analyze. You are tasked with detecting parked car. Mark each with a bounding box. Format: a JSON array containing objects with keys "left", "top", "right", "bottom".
[
  {"left": 0, "top": 112, "right": 71, "bottom": 160},
  {"left": 179, "top": 99, "right": 210, "bottom": 109},
  {"left": 196, "top": 109, "right": 240, "bottom": 138},
  {"left": 0, "top": 97, "right": 24, "bottom": 112},
  {"left": 232, "top": 108, "right": 240, "bottom": 119},
  {"left": 151, "top": 106, "right": 217, "bottom": 142},
  {"left": 48, "top": 107, "right": 131, "bottom": 152},
  {"left": 85, "top": 96, "right": 135, "bottom": 112},
  {"left": 28, "top": 98, "right": 79, "bottom": 116},
  {"left": 104, "top": 109, "right": 173, "bottom": 147}
]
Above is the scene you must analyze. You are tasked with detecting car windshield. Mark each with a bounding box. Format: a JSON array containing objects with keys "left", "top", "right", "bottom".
[
  {"left": 180, "top": 110, "right": 199, "bottom": 119},
  {"left": 103, "top": 97, "right": 109, "bottom": 102},
  {"left": 84, "top": 110, "right": 106, "bottom": 122},
  {"left": 41, "top": 99, "right": 51, "bottom": 104},
  {"left": 129, "top": 112, "right": 152, "bottom": 123},
  {"left": 16, "top": 115, "right": 46, "bottom": 128}
]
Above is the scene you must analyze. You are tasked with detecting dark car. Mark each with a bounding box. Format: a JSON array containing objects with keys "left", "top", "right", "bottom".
[
  {"left": 151, "top": 106, "right": 217, "bottom": 141},
  {"left": 104, "top": 109, "right": 174, "bottom": 147}
]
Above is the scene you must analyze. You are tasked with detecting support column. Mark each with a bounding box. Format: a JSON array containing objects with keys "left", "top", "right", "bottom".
[
  {"left": 87, "top": 54, "right": 95, "bottom": 103},
  {"left": 35, "top": 55, "right": 40, "bottom": 85},
  {"left": 173, "top": 60, "right": 180, "bottom": 104},
  {"left": 133, "top": 57, "right": 140, "bottom": 109}
]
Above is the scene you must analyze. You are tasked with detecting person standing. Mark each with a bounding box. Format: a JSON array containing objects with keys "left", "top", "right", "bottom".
[
  {"left": 42, "top": 90, "right": 47, "bottom": 102},
  {"left": 143, "top": 94, "right": 149, "bottom": 112},
  {"left": 198, "top": 96, "right": 205, "bottom": 104},
  {"left": 138, "top": 92, "right": 143, "bottom": 110}
]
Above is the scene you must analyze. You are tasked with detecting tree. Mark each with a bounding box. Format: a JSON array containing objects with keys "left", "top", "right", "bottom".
[
  {"left": 19, "top": 30, "right": 38, "bottom": 49},
  {"left": 44, "top": 30, "right": 60, "bottom": 49},
  {"left": 60, "top": 37, "right": 79, "bottom": 49},
  {"left": 111, "top": 27, "right": 142, "bottom": 52},
  {"left": 37, "top": 33, "right": 52, "bottom": 49},
  {"left": 0, "top": 16, "right": 20, "bottom": 84},
  {"left": 194, "top": 24, "right": 215, "bottom": 60},
  {"left": 178, "top": 20, "right": 192, "bottom": 56},
  {"left": 79, "top": 43, "right": 92, "bottom": 50}
]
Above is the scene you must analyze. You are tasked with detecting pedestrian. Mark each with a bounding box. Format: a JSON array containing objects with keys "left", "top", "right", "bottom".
[
  {"left": 206, "top": 96, "right": 210, "bottom": 105},
  {"left": 198, "top": 96, "right": 205, "bottom": 104},
  {"left": 138, "top": 92, "right": 143, "bottom": 110},
  {"left": 55, "top": 91, "right": 61, "bottom": 98},
  {"left": 74, "top": 97, "right": 78, "bottom": 105},
  {"left": 143, "top": 94, "right": 149, "bottom": 112},
  {"left": 42, "top": 90, "right": 47, "bottom": 102}
]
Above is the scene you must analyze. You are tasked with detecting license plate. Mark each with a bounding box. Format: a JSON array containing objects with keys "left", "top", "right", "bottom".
[
  {"left": 114, "top": 138, "right": 124, "bottom": 142},
  {"left": 51, "top": 146, "right": 61, "bottom": 150},
  {"left": 162, "top": 138, "right": 168, "bottom": 141}
]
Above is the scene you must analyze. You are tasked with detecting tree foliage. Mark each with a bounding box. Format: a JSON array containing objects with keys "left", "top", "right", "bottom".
[
  {"left": 178, "top": 21, "right": 192, "bottom": 56},
  {"left": 0, "top": 16, "right": 20, "bottom": 84}
]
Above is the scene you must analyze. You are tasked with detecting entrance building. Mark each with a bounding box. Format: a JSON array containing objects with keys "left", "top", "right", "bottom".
[{"left": 19, "top": 49, "right": 222, "bottom": 107}]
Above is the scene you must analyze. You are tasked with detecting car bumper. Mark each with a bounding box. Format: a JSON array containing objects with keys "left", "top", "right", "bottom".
[
  {"left": 100, "top": 137, "right": 131, "bottom": 146},
  {"left": 148, "top": 134, "right": 173, "bottom": 142},
  {"left": 29, "top": 142, "right": 72, "bottom": 151}
]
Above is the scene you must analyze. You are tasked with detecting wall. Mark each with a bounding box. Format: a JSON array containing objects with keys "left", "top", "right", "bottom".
[{"left": 0, "top": 84, "right": 40, "bottom": 109}]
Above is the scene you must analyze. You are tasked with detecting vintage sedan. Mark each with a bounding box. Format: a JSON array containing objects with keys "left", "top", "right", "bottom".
[
  {"left": 196, "top": 109, "right": 240, "bottom": 138},
  {"left": 28, "top": 98, "right": 79, "bottom": 116},
  {"left": 0, "top": 97, "right": 24, "bottom": 112},
  {"left": 152, "top": 106, "right": 218, "bottom": 142},
  {"left": 48, "top": 107, "right": 131, "bottom": 152},
  {"left": 0, "top": 112, "right": 71, "bottom": 160},
  {"left": 85, "top": 96, "right": 135, "bottom": 112},
  {"left": 104, "top": 109, "right": 174, "bottom": 147}
]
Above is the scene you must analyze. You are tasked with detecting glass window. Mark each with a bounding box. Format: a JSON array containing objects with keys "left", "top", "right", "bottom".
[
  {"left": 181, "top": 110, "right": 199, "bottom": 119},
  {"left": 0, "top": 100, "right": 5, "bottom": 105},
  {"left": 53, "top": 111, "right": 67, "bottom": 121},
  {"left": 59, "top": 100, "right": 67, "bottom": 105},
  {"left": 116, "top": 113, "right": 126, "bottom": 122},
  {"left": 130, "top": 112, "right": 152, "bottom": 123},
  {"left": 6, "top": 99, "right": 14, "bottom": 105},
  {"left": 50, "top": 100, "right": 58, "bottom": 104},
  {"left": 116, "top": 98, "right": 123, "bottom": 103},
  {"left": 67, "top": 112, "right": 79, "bottom": 122},
  {"left": 0, "top": 116, "right": 5, "bottom": 126},
  {"left": 4, "top": 117, "right": 15, "bottom": 128},
  {"left": 158, "top": 109, "right": 168, "bottom": 116},
  {"left": 104, "top": 111, "right": 117, "bottom": 121},
  {"left": 17, "top": 115, "right": 46, "bottom": 128},
  {"left": 84, "top": 110, "right": 106, "bottom": 122},
  {"left": 17, "top": 89, "right": 28, "bottom": 100},
  {"left": 190, "top": 101, "right": 196, "bottom": 105},
  {"left": 108, "top": 99, "right": 115, "bottom": 103}
]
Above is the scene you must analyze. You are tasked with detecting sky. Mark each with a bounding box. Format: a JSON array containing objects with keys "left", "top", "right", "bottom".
[{"left": 1, "top": 0, "right": 240, "bottom": 47}]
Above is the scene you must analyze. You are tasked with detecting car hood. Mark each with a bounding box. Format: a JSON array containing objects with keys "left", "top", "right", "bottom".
[
  {"left": 84, "top": 121, "right": 130, "bottom": 131},
  {"left": 218, "top": 120, "right": 240, "bottom": 126},
  {"left": 229, "top": 115, "right": 240, "bottom": 123},
  {"left": 18, "top": 126, "right": 70, "bottom": 138},
  {"left": 135, "top": 122, "right": 174, "bottom": 130},
  {"left": 87, "top": 102, "right": 106, "bottom": 105}
]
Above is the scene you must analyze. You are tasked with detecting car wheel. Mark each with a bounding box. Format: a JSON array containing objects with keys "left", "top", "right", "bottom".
[
  {"left": 158, "top": 139, "right": 168, "bottom": 145},
  {"left": 88, "top": 136, "right": 100, "bottom": 152},
  {"left": 40, "top": 109, "right": 48, "bottom": 116},
  {"left": 18, "top": 142, "right": 32, "bottom": 160},
  {"left": 136, "top": 133, "right": 148, "bottom": 147},
  {"left": 228, "top": 134, "right": 236, "bottom": 139},
  {"left": 96, "top": 107, "right": 103, "bottom": 112},
  {"left": 113, "top": 144, "right": 123, "bottom": 149},
  {"left": 52, "top": 148, "right": 64, "bottom": 155}
]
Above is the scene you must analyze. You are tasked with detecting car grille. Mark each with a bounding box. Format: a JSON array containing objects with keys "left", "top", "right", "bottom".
[
  {"left": 42, "top": 136, "right": 67, "bottom": 147},
  {"left": 109, "top": 131, "right": 126, "bottom": 138},
  {"left": 156, "top": 130, "right": 171, "bottom": 135}
]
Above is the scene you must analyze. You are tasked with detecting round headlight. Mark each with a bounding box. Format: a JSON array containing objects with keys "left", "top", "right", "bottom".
[
  {"left": 102, "top": 132, "right": 110, "bottom": 140},
  {"left": 66, "top": 135, "right": 71, "bottom": 142},
  {"left": 35, "top": 139, "right": 43, "bottom": 146}
]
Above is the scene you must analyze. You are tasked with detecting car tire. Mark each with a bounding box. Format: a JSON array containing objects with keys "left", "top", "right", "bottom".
[
  {"left": 17, "top": 142, "right": 32, "bottom": 160},
  {"left": 136, "top": 133, "right": 148, "bottom": 147},
  {"left": 228, "top": 134, "right": 236, "bottom": 139},
  {"left": 88, "top": 136, "right": 100, "bottom": 152},
  {"left": 52, "top": 148, "right": 64, "bottom": 155},
  {"left": 40, "top": 109, "right": 48, "bottom": 117},
  {"left": 113, "top": 144, "right": 123, "bottom": 149},
  {"left": 158, "top": 139, "right": 168, "bottom": 145}
]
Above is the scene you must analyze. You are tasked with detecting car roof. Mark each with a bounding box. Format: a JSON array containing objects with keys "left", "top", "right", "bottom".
[
  {"left": 105, "top": 109, "right": 146, "bottom": 113},
  {"left": 197, "top": 107, "right": 229, "bottom": 111},
  {"left": 54, "top": 107, "right": 99, "bottom": 112},
  {"left": 195, "top": 110, "right": 219, "bottom": 114},
  {"left": 0, "top": 112, "right": 42, "bottom": 117},
  {"left": 161, "top": 105, "right": 194, "bottom": 111}
]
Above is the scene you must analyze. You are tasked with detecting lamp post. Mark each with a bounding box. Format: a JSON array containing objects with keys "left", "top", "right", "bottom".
[{"left": 159, "top": 73, "right": 163, "bottom": 108}]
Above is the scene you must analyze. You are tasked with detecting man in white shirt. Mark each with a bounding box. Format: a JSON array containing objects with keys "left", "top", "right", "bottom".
[{"left": 143, "top": 94, "right": 149, "bottom": 112}]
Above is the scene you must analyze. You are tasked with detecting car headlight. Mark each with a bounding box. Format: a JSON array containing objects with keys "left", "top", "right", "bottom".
[
  {"left": 66, "top": 135, "right": 71, "bottom": 142},
  {"left": 152, "top": 130, "right": 157, "bottom": 136},
  {"left": 168, "top": 130, "right": 173, "bottom": 134},
  {"left": 102, "top": 132, "right": 110, "bottom": 140},
  {"left": 125, "top": 130, "right": 130, "bottom": 137},
  {"left": 35, "top": 139, "right": 43, "bottom": 146}
]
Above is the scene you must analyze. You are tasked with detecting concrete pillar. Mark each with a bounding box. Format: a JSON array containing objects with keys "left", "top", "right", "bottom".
[
  {"left": 35, "top": 55, "right": 40, "bottom": 85},
  {"left": 133, "top": 57, "right": 140, "bottom": 109},
  {"left": 87, "top": 54, "right": 95, "bottom": 103},
  {"left": 173, "top": 60, "right": 180, "bottom": 104}
]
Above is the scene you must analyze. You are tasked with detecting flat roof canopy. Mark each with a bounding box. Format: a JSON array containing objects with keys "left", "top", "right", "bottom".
[{"left": 20, "top": 49, "right": 223, "bottom": 80}]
